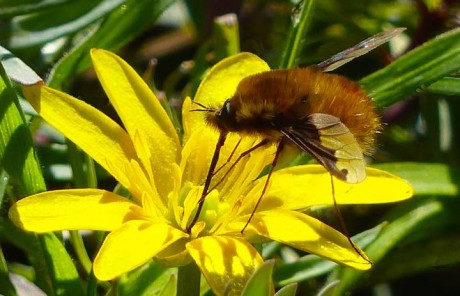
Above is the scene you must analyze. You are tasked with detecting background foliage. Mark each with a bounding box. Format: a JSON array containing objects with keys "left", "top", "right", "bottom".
[{"left": 0, "top": 0, "right": 459, "bottom": 295}]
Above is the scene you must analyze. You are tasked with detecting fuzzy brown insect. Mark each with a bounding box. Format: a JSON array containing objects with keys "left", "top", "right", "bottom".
[{"left": 187, "top": 28, "right": 404, "bottom": 232}]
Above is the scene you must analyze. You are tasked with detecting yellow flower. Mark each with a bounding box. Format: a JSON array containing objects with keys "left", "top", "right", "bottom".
[{"left": 9, "top": 50, "right": 412, "bottom": 295}]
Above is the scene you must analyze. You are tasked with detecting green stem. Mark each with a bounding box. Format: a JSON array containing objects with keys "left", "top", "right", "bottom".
[
  {"left": 279, "top": 0, "right": 316, "bottom": 69},
  {"left": 84, "top": 154, "right": 98, "bottom": 188},
  {"left": 177, "top": 262, "right": 201, "bottom": 296},
  {"left": 66, "top": 139, "right": 98, "bottom": 188},
  {"left": 66, "top": 139, "right": 97, "bottom": 280},
  {"left": 69, "top": 231, "right": 92, "bottom": 276}
]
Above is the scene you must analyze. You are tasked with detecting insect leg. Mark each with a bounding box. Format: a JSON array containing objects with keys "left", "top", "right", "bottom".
[
  {"left": 208, "top": 138, "right": 270, "bottom": 193},
  {"left": 330, "top": 175, "right": 373, "bottom": 264},
  {"left": 241, "top": 138, "right": 286, "bottom": 233},
  {"left": 212, "top": 137, "right": 242, "bottom": 176}
]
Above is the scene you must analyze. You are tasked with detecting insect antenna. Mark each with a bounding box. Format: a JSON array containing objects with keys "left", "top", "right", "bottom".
[
  {"left": 329, "top": 175, "right": 373, "bottom": 265},
  {"left": 191, "top": 101, "right": 214, "bottom": 112}
]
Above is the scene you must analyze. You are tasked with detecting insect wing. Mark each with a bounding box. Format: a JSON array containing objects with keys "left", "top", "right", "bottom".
[
  {"left": 317, "top": 27, "right": 405, "bottom": 72},
  {"left": 280, "top": 113, "right": 366, "bottom": 183}
]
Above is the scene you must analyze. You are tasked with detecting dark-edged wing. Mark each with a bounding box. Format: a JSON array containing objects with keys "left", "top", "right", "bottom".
[
  {"left": 317, "top": 27, "right": 405, "bottom": 72},
  {"left": 279, "top": 113, "right": 366, "bottom": 183}
]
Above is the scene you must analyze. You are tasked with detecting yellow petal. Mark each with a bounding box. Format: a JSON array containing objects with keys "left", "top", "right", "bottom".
[
  {"left": 8, "top": 189, "right": 145, "bottom": 232},
  {"left": 94, "top": 220, "right": 187, "bottom": 280},
  {"left": 181, "top": 127, "right": 218, "bottom": 186},
  {"left": 187, "top": 236, "right": 263, "bottom": 296},
  {"left": 246, "top": 210, "right": 371, "bottom": 270},
  {"left": 240, "top": 165, "right": 413, "bottom": 213},
  {"left": 188, "top": 52, "right": 270, "bottom": 135},
  {"left": 22, "top": 84, "right": 137, "bottom": 190},
  {"left": 91, "top": 49, "right": 180, "bottom": 199},
  {"left": 181, "top": 126, "right": 275, "bottom": 201}
]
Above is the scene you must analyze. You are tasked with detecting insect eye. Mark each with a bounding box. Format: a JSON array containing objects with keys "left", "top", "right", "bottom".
[
  {"left": 216, "top": 99, "right": 237, "bottom": 131},
  {"left": 219, "top": 99, "right": 232, "bottom": 118},
  {"left": 224, "top": 100, "right": 231, "bottom": 114}
]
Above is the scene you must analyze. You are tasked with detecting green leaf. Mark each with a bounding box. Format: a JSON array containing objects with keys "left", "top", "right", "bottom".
[
  {"left": 0, "top": 55, "right": 44, "bottom": 197},
  {"left": 361, "top": 28, "right": 460, "bottom": 108},
  {"left": 0, "top": 218, "right": 84, "bottom": 296},
  {"left": 118, "top": 261, "right": 176, "bottom": 296},
  {"left": 0, "top": 0, "right": 70, "bottom": 18},
  {"left": 39, "top": 234, "right": 85, "bottom": 296},
  {"left": 374, "top": 162, "right": 459, "bottom": 196},
  {"left": 426, "top": 77, "right": 460, "bottom": 96},
  {"left": 213, "top": 13, "right": 240, "bottom": 59},
  {"left": 158, "top": 274, "right": 177, "bottom": 296},
  {"left": 327, "top": 199, "right": 445, "bottom": 295},
  {"left": 0, "top": 0, "right": 125, "bottom": 49},
  {"left": 274, "top": 223, "right": 384, "bottom": 286},
  {"left": 0, "top": 58, "right": 84, "bottom": 296},
  {"left": 241, "top": 260, "right": 275, "bottom": 296},
  {"left": 279, "top": 0, "right": 316, "bottom": 69},
  {"left": 274, "top": 283, "right": 297, "bottom": 296},
  {"left": 0, "top": 46, "right": 42, "bottom": 85},
  {"left": 367, "top": 234, "right": 460, "bottom": 284},
  {"left": 47, "top": 0, "right": 176, "bottom": 89}
]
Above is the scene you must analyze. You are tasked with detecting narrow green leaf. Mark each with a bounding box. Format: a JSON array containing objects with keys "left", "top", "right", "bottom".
[
  {"left": 242, "top": 260, "right": 275, "bottom": 296},
  {"left": 279, "top": 0, "right": 316, "bottom": 69},
  {"left": 361, "top": 28, "right": 460, "bottom": 108},
  {"left": 0, "top": 58, "right": 84, "bottom": 296},
  {"left": 274, "top": 223, "right": 384, "bottom": 285},
  {"left": 1, "top": 0, "right": 125, "bottom": 49},
  {"left": 47, "top": 0, "right": 176, "bottom": 89},
  {"left": 327, "top": 199, "right": 445, "bottom": 295},
  {"left": 39, "top": 234, "right": 85, "bottom": 296},
  {"left": 0, "top": 57, "right": 44, "bottom": 197},
  {"left": 0, "top": 0, "right": 69, "bottom": 18},
  {"left": 0, "top": 46, "right": 42, "bottom": 85},
  {"left": 118, "top": 261, "right": 176, "bottom": 296},
  {"left": 158, "top": 274, "right": 177, "bottom": 296},
  {"left": 426, "top": 77, "right": 460, "bottom": 96},
  {"left": 213, "top": 13, "right": 240, "bottom": 59},
  {"left": 368, "top": 234, "right": 460, "bottom": 284},
  {"left": 4, "top": 203, "right": 85, "bottom": 296},
  {"left": 274, "top": 283, "right": 297, "bottom": 296},
  {"left": 374, "top": 162, "right": 459, "bottom": 196}
]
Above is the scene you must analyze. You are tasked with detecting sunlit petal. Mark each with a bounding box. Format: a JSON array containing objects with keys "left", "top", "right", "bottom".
[
  {"left": 22, "top": 84, "right": 137, "bottom": 190},
  {"left": 187, "top": 236, "right": 263, "bottom": 296},
  {"left": 94, "top": 220, "right": 187, "bottom": 280},
  {"left": 91, "top": 49, "right": 180, "bottom": 200},
  {"left": 240, "top": 165, "right": 413, "bottom": 213},
  {"left": 244, "top": 210, "right": 371, "bottom": 270},
  {"left": 9, "top": 189, "right": 145, "bottom": 232},
  {"left": 188, "top": 52, "right": 270, "bottom": 135}
]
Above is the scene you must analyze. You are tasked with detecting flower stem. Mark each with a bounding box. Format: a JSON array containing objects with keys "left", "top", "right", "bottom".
[
  {"left": 69, "top": 230, "right": 92, "bottom": 276},
  {"left": 177, "top": 262, "right": 201, "bottom": 296}
]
